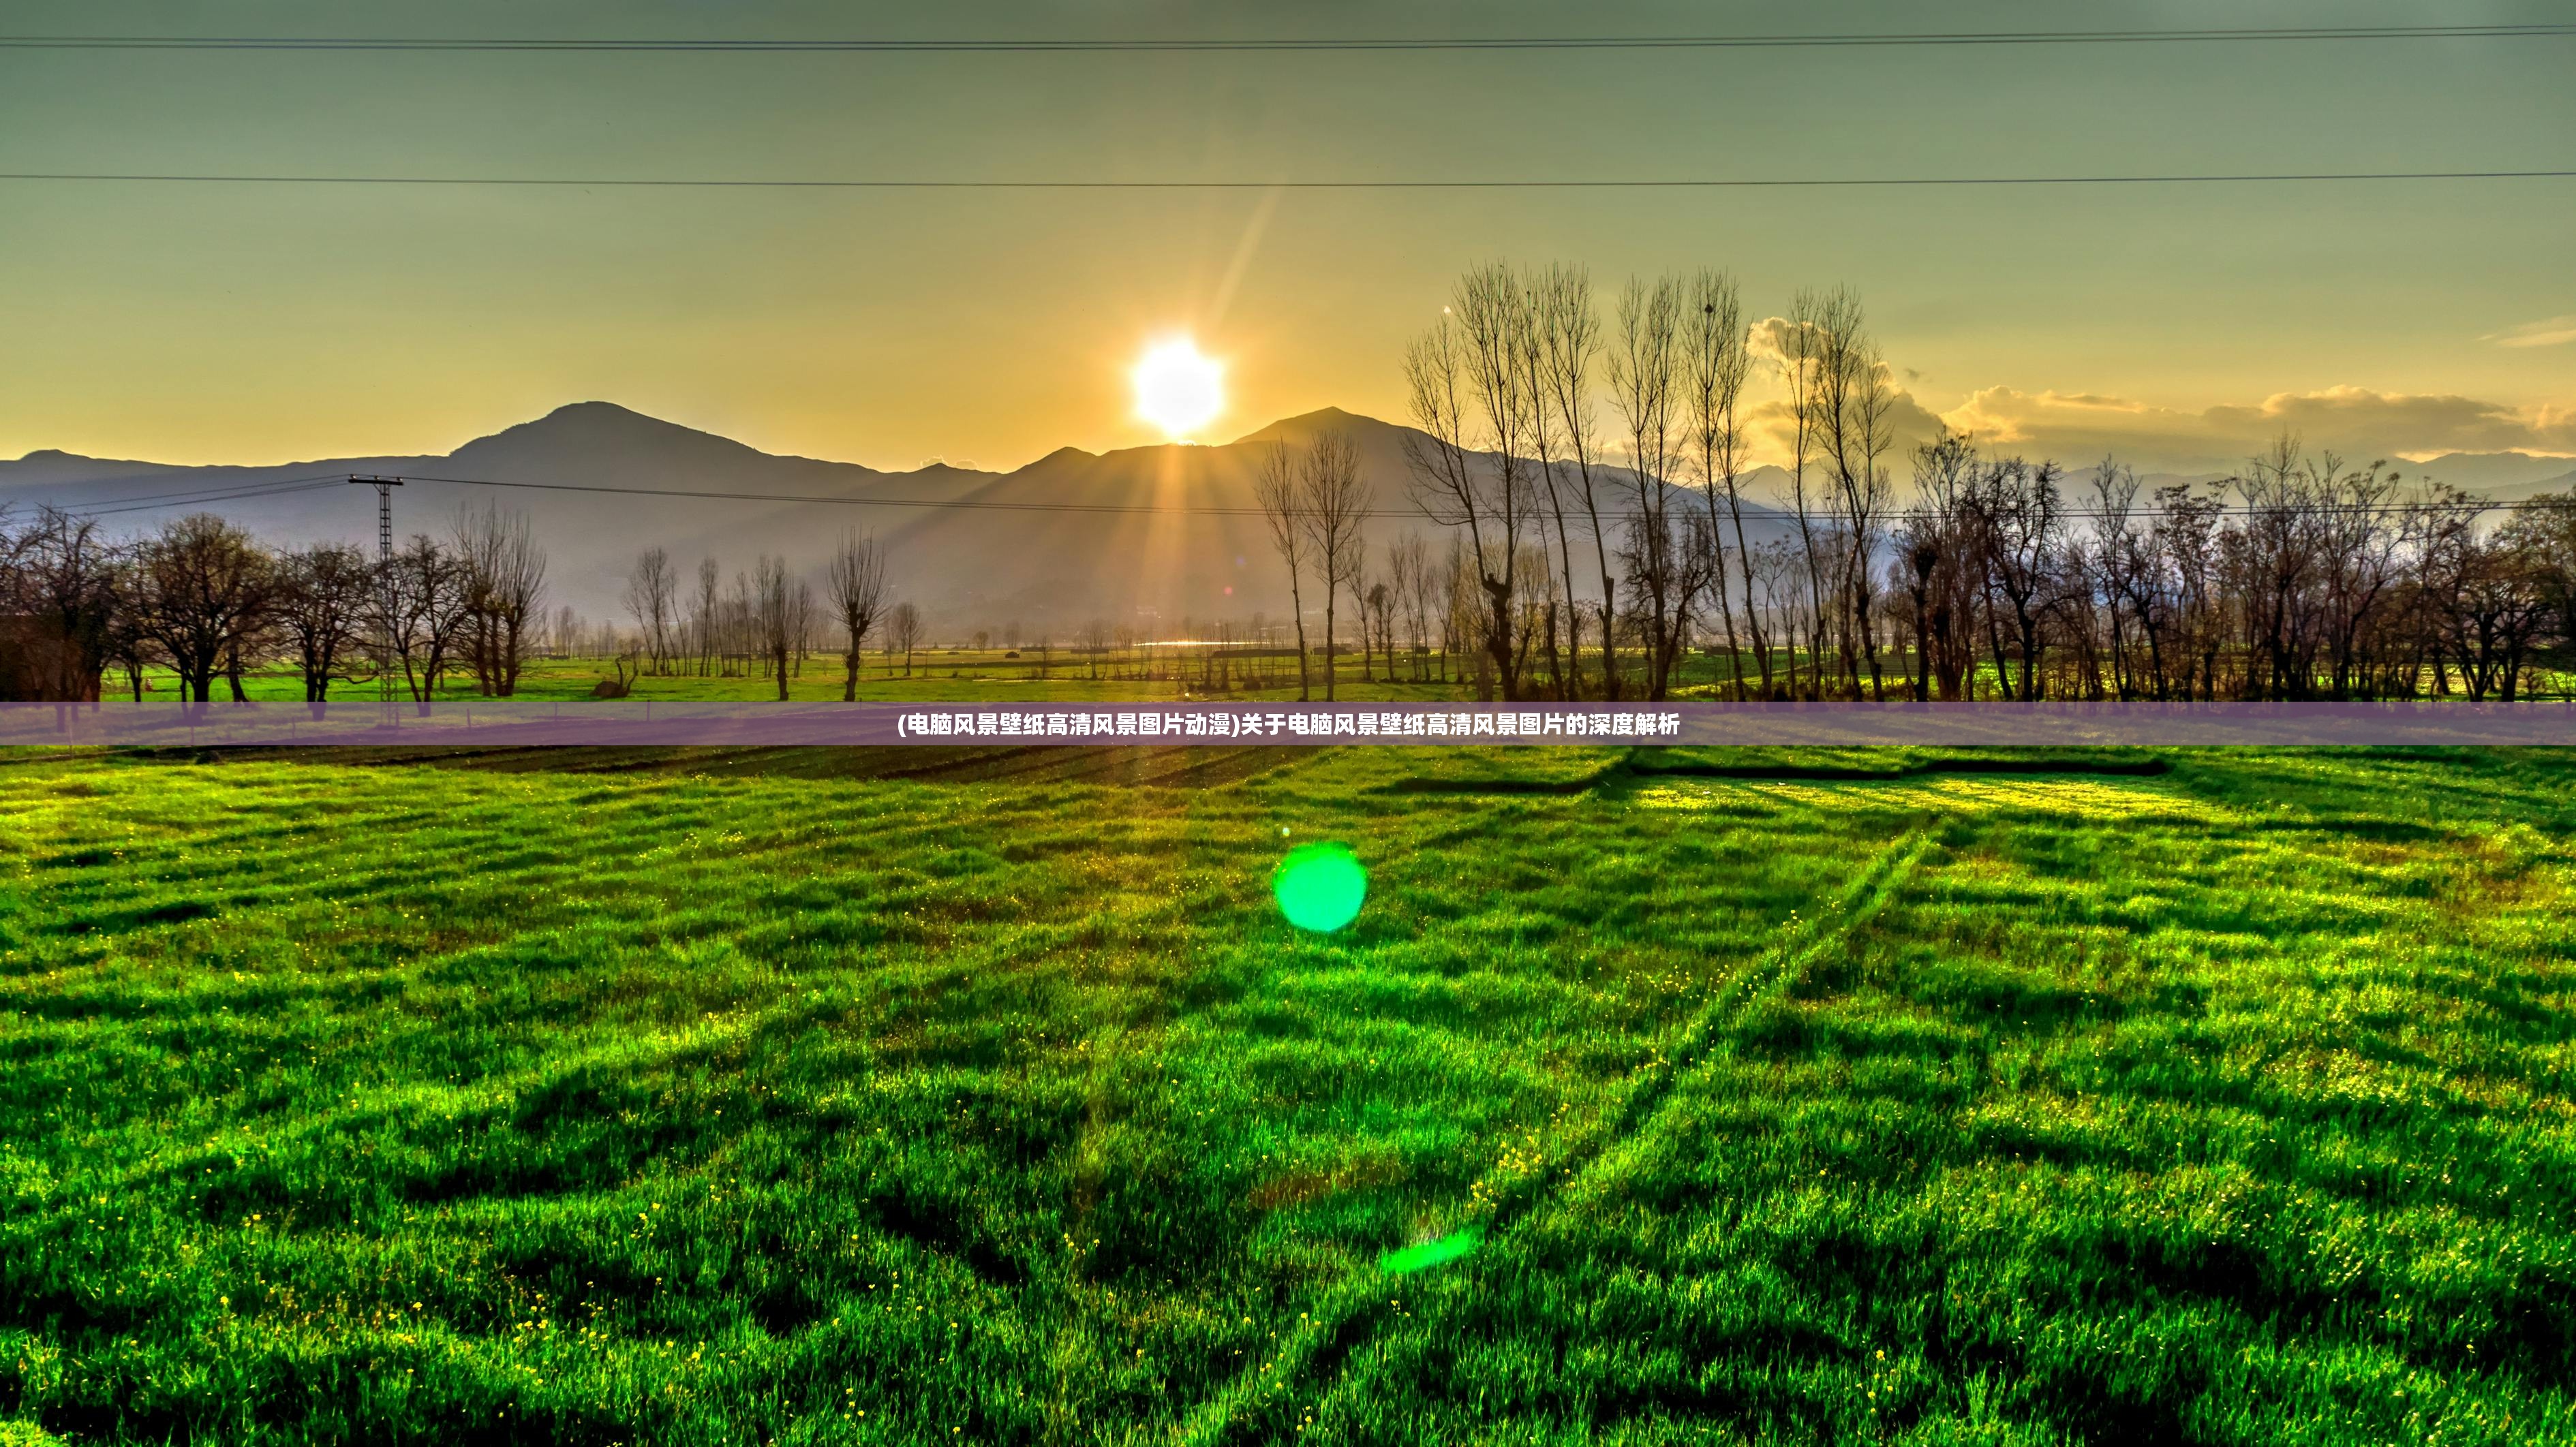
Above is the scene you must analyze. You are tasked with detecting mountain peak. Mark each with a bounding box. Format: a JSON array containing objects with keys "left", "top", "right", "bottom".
[
  {"left": 1226, "top": 406, "right": 1392, "bottom": 446},
  {"left": 447, "top": 401, "right": 778, "bottom": 471}
]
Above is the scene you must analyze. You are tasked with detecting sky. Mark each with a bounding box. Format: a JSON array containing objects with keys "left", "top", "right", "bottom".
[{"left": 1, "top": 0, "right": 2572, "bottom": 477}]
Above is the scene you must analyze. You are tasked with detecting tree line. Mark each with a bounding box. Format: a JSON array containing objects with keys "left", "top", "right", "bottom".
[
  {"left": 1363, "top": 260, "right": 2576, "bottom": 702},
  {"left": 615, "top": 535, "right": 903, "bottom": 700},
  {"left": 1, "top": 503, "right": 546, "bottom": 704},
  {"left": 0, "top": 488, "right": 936, "bottom": 704}
]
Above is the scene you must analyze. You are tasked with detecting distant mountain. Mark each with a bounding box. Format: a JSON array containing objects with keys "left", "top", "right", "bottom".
[
  {"left": 2503, "top": 468, "right": 2576, "bottom": 502},
  {"left": 0, "top": 450, "right": 192, "bottom": 488},
  {"left": 2126, "top": 453, "right": 2576, "bottom": 504},
  {"left": 27, "top": 401, "right": 2554, "bottom": 636},
  {"left": 0, "top": 401, "right": 1789, "bottom": 633},
  {"left": 2397, "top": 451, "right": 2576, "bottom": 498}
]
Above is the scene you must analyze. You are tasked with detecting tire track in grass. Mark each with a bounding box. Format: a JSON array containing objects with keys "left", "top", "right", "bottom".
[{"left": 1174, "top": 827, "right": 1936, "bottom": 1446}]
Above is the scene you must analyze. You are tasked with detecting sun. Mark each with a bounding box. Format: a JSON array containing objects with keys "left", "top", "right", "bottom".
[{"left": 1132, "top": 337, "right": 1225, "bottom": 440}]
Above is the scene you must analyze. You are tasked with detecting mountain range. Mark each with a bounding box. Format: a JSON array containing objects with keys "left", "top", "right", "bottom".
[
  {"left": 0, "top": 403, "right": 1788, "bottom": 631},
  {"left": 5, "top": 403, "right": 2571, "bottom": 632}
]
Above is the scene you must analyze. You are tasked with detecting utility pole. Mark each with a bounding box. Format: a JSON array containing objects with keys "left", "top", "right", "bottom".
[{"left": 351, "top": 476, "right": 403, "bottom": 704}]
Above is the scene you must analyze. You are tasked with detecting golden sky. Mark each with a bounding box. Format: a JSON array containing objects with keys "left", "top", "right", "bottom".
[{"left": 2, "top": 0, "right": 2571, "bottom": 475}]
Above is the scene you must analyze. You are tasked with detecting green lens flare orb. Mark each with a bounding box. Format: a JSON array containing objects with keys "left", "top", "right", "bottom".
[
  {"left": 1381, "top": 1225, "right": 1482, "bottom": 1275},
  {"left": 1273, "top": 841, "right": 1368, "bottom": 933}
]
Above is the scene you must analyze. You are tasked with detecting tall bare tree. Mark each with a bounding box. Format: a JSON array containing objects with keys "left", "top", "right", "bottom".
[
  {"left": 1683, "top": 269, "right": 1761, "bottom": 698},
  {"left": 1300, "top": 429, "right": 1371, "bottom": 702},
  {"left": 1405, "top": 268, "right": 1539, "bottom": 699},
  {"left": 1386, "top": 531, "right": 1432, "bottom": 682},
  {"left": 825, "top": 531, "right": 888, "bottom": 701},
  {"left": 623, "top": 546, "right": 677, "bottom": 674},
  {"left": 374, "top": 533, "right": 473, "bottom": 710},
  {"left": 1609, "top": 274, "right": 1691, "bottom": 698},
  {"left": 1772, "top": 290, "right": 1835, "bottom": 696},
  {"left": 690, "top": 557, "right": 721, "bottom": 676},
  {"left": 454, "top": 502, "right": 545, "bottom": 697},
  {"left": 1079, "top": 617, "right": 1112, "bottom": 679},
  {"left": 1810, "top": 287, "right": 1896, "bottom": 697},
  {"left": 1252, "top": 437, "right": 1315, "bottom": 700},
  {"left": 885, "top": 601, "right": 923, "bottom": 677},
  {"left": 752, "top": 555, "right": 798, "bottom": 700},
  {"left": 1536, "top": 263, "right": 1623, "bottom": 699},
  {"left": 1507, "top": 268, "right": 1573, "bottom": 696}
]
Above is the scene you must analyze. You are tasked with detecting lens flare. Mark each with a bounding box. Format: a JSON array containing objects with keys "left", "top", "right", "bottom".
[
  {"left": 1273, "top": 841, "right": 1366, "bottom": 933},
  {"left": 1381, "top": 1225, "right": 1483, "bottom": 1275}
]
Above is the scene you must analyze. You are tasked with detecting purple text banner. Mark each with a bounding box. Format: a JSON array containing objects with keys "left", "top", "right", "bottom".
[{"left": 5, "top": 701, "right": 2576, "bottom": 747}]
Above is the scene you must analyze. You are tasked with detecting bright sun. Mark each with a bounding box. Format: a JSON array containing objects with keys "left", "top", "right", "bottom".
[{"left": 1132, "top": 338, "right": 1225, "bottom": 439}]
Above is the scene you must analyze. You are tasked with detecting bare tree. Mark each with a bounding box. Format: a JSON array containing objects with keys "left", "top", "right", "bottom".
[
  {"left": 1811, "top": 287, "right": 1897, "bottom": 697},
  {"left": 1364, "top": 578, "right": 1394, "bottom": 685},
  {"left": 1683, "top": 268, "right": 1761, "bottom": 698},
  {"left": 1405, "top": 268, "right": 1539, "bottom": 700},
  {"left": 752, "top": 555, "right": 798, "bottom": 700},
  {"left": 1894, "top": 431, "right": 1987, "bottom": 700},
  {"left": 374, "top": 533, "right": 473, "bottom": 710},
  {"left": 1300, "top": 429, "right": 1371, "bottom": 702},
  {"left": 825, "top": 531, "right": 888, "bottom": 700},
  {"left": 2421, "top": 486, "right": 2551, "bottom": 700},
  {"left": 886, "top": 601, "right": 923, "bottom": 677},
  {"left": 126, "top": 514, "right": 274, "bottom": 704},
  {"left": 624, "top": 546, "right": 677, "bottom": 674},
  {"left": 1386, "top": 531, "right": 1431, "bottom": 682},
  {"left": 275, "top": 542, "right": 373, "bottom": 704},
  {"left": 690, "top": 557, "right": 721, "bottom": 676},
  {"left": 2506, "top": 491, "right": 2576, "bottom": 688},
  {"left": 0, "top": 507, "right": 118, "bottom": 702},
  {"left": 453, "top": 502, "right": 545, "bottom": 697},
  {"left": 1968, "top": 458, "right": 2066, "bottom": 700},
  {"left": 1079, "top": 617, "right": 1111, "bottom": 679},
  {"left": 1770, "top": 290, "right": 1835, "bottom": 696},
  {"left": 1536, "top": 263, "right": 1623, "bottom": 699},
  {"left": 1609, "top": 274, "right": 1691, "bottom": 698},
  {"left": 1252, "top": 437, "right": 1315, "bottom": 700},
  {"left": 1507, "top": 268, "right": 1573, "bottom": 697}
]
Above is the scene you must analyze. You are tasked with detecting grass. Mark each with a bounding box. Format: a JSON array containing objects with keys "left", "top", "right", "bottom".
[{"left": 0, "top": 744, "right": 2571, "bottom": 1444}]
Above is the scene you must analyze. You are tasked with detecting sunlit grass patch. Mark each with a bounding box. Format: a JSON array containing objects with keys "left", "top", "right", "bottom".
[{"left": 1, "top": 747, "right": 2571, "bottom": 1443}]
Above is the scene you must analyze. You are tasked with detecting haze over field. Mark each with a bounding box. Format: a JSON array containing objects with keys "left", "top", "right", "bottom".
[
  {"left": 10, "top": 400, "right": 2573, "bottom": 628},
  {"left": 1, "top": 401, "right": 1781, "bottom": 627}
]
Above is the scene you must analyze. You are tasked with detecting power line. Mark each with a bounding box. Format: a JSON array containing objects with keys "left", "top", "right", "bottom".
[
  {"left": 3, "top": 23, "right": 2569, "bottom": 52},
  {"left": 4, "top": 169, "right": 2572, "bottom": 191},
  {"left": 74, "top": 481, "right": 347, "bottom": 518},
  {"left": 61, "top": 472, "right": 352, "bottom": 518}
]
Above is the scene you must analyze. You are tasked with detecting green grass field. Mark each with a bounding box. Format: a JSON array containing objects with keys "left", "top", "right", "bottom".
[{"left": 2, "top": 744, "right": 2572, "bottom": 1444}]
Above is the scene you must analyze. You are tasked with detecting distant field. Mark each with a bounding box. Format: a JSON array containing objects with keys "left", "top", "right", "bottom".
[{"left": 2, "top": 745, "right": 2572, "bottom": 1444}]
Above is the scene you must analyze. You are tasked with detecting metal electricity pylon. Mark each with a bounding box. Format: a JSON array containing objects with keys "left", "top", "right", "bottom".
[{"left": 350, "top": 476, "right": 403, "bottom": 704}]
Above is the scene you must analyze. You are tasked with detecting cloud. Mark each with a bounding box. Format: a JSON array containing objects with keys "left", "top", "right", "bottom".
[
  {"left": 1938, "top": 385, "right": 2576, "bottom": 472},
  {"left": 2486, "top": 315, "right": 2576, "bottom": 349},
  {"left": 1743, "top": 385, "right": 1948, "bottom": 467}
]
